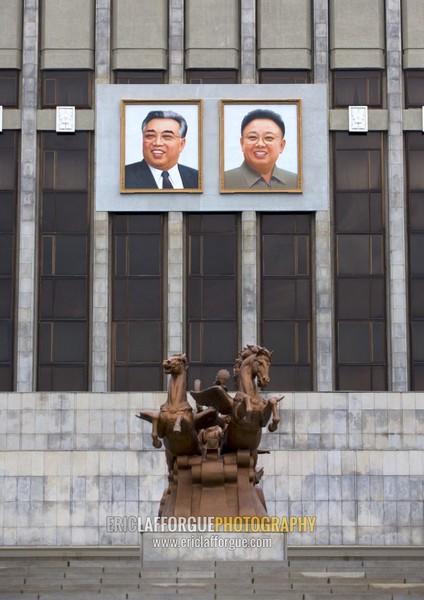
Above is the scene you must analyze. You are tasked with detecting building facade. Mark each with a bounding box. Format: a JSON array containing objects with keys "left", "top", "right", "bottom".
[{"left": 0, "top": 0, "right": 424, "bottom": 546}]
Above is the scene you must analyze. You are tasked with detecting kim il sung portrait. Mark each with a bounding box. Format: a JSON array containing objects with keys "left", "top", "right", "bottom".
[
  {"left": 121, "top": 100, "right": 202, "bottom": 193},
  {"left": 220, "top": 100, "right": 302, "bottom": 193}
]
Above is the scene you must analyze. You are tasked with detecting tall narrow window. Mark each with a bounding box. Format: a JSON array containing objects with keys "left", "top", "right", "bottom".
[
  {"left": 0, "top": 131, "right": 18, "bottom": 390},
  {"left": 38, "top": 132, "right": 91, "bottom": 391},
  {"left": 112, "top": 214, "right": 165, "bottom": 391},
  {"left": 40, "top": 70, "right": 92, "bottom": 108},
  {"left": 406, "top": 132, "right": 424, "bottom": 389},
  {"left": 404, "top": 70, "right": 424, "bottom": 108},
  {"left": 260, "top": 214, "right": 313, "bottom": 391},
  {"left": 186, "top": 214, "right": 238, "bottom": 390},
  {"left": 334, "top": 132, "right": 387, "bottom": 390},
  {"left": 332, "top": 70, "right": 383, "bottom": 108},
  {"left": 0, "top": 70, "right": 19, "bottom": 107}
]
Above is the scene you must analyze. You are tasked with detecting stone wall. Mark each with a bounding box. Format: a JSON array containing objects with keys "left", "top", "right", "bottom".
[{"left": 1, "top": 392, "right": 423, "bottom": 546}]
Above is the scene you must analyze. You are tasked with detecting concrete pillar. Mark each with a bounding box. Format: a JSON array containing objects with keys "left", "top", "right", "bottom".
[
  {"left": 241, "top": 211, "right": 258, "bottom": 348},
  {"left": 241, "top": 0, "right": 256, "bottom": 83},
  {"left": 169, "top": 0, "right": 184, "bottom": 84},
  {"left": 386, "top": 0, "right": 408, "bottom": 391},
  {"left": 91, "top": 0, "right": 112, "bottom": 391},
  {"left": 167, "top": 212, "right": 184, "bottom": 356},
  {"left": 16, "top": 0, "right": 39, "bottom": 391},
  {"left": 313, "top": 0, "right": 333, "bottom": 391}
]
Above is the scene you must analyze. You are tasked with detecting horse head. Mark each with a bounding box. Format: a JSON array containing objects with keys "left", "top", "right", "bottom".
[
  {"left": 234, "top": 345, "right": 273, "bottom": 389},
  {"left": 162, "top": 353, "right": 188, "bottom": 376}
]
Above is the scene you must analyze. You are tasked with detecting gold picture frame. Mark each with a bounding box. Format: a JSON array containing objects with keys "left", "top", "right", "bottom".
[
  {"left": 120, "top": 99, "right": 203, "bottom": 193},
  {"left": 220, "top": 100, "right": 302, "bottom": 193}
]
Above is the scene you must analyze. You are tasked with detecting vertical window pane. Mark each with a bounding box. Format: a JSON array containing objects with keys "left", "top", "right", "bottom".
[
  {"left": 334, "top": 133, "right": 387, "bottom": 390},
  {"left": 37, "top": 133, "right": 90, "bottom": 391},
  {"left": 186, "top": 214, "right": 238, "bottom": 390},
  {"left": 260, "top": 214, "right": 312, "bottom": 391},
  {"left": 111, "top": 214, "right": 164, "bottom": 391}
]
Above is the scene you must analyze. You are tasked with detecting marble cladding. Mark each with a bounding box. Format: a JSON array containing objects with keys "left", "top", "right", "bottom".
[{"left": 1, "top": 391, "right": 423, "bottom": 546}]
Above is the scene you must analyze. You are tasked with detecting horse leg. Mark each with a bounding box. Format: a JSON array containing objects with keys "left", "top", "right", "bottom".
[
  {"left": 267, "top": 396, "right": 284, "bottom": 432},
  {"left": 151, "top": 414, "right": 162, "bottom": 448}
]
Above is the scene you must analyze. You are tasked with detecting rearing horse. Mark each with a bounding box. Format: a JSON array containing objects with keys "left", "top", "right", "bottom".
[
  {"left": 136, "top": 353, "right": 217, "bottom": 473},
  {"left": 190, "top": 345, "right": 283, "bottom": 466}
]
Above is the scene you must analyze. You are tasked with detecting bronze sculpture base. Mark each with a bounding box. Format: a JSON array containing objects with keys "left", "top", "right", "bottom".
[{"left": 159, "top": 449, "right": 267, "bottom": 518}]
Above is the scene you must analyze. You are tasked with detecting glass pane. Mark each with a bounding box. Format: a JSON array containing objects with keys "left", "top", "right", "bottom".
[
  {"left": 55, "top": 236, "right": 87, "bottom": 275},
  {"left": 187, "top": 278, "right": 201, "bottom": 319},
  {"left": 126, "top": 279, "right": 162, "bottom": 319},
  {"left": 336, "top": 193, "right": 370, "bottom": 232},
  {"left": 128, "top": 321, "right": 162, "bottom": 362},
  {"left": 203, "top": 235, "right": 235, "bottom": 275},
  {"left": 0, "top": 71, "right": 19, "bottom": 107},
  {"left": 52, "top": 366, "right": 86, "bottom": 391},
  {"left": 0, "top": 193, "right": 16, "bottom": 232},
  {"left": 189, "top": 235, "right": 201, "bottom": 275},
  {"left": 409, "top": 193, "right": 424, "bottom": 231},
  {"left": 0, "top": 236, "right": 13, "bottom": 275},
  {"left": 189, "top": 322, "right": 201, "bottom": 362},
  {"left": 263, "top": 235, "right": 295, "bottom": 276},
  {"left": 338, "top": 322, "right": 371, "bottom": 363},
  {"left": 114, "top": 323, "right": 126, "bottom": 362},
  {"left": 410, "top": 235, "right": 424, "bottom": 276},
  {"left": 127, "top": 366, "right": 163, "bottom": 391},
  {"left": 262, "top": 279, "right": 297, "bottom": 320},
  {"left": 0, "top": 279, "right": 12, "bottom": 318},
  {"left": 410, "top": 279, "right": 424, "bottom": 318},
  {"left": 0, "top": 366, "right": 12, "bottom": 391},
  {"left": 0, "top": 322, "right": 12, "bottom": 362},
  {"left": 55, "top": 151, "right": 88, "bottom": 191},
  {"left": 202, "top": 279, "right": 235, "bottom": 319},
  {"left": 337, "top": 279, "right": 370, "bottom": 319},
  {"left": 263, "top": 321, "right": 296, "bottom": 363},
  {"left": 411, "top": 322, "right": 424, "bottom": 361},
  {"left": 338, "top": 365, "right": 371, "bottom": 390},
  {"left": 53, "top": 322, "right": 87, "bottom": 362},
  {"left": 0, "top": 149, "right": 16, "bottom": 189},
  {"left": 40, "top": 279, "right": 87, "bottom": 319},
  {"left": 337, "top": 235, "right": 370, "bottom": 275},
  {"left": 203, "top": 322, "right": 237, "bottom": 363},
  {"left": 128, "top": 235, "right": 161, "bottom": 275}
]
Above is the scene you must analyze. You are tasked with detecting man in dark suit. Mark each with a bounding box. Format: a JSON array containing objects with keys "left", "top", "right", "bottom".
[{"left": 125, "top": 110, "right": 199, "bottom": 190}]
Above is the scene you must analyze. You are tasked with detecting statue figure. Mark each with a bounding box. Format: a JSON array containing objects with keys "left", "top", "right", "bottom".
[
  {"left": 190, "top": 345, "right": 283, "bottom": 467},
  {"left": 136, "top": 353, "right": 216, "bottom": 473}
]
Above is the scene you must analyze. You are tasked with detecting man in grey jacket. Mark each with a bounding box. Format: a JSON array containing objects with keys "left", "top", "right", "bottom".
[{"left": 223, "top": 108, "right": 298, "bottom": 191}]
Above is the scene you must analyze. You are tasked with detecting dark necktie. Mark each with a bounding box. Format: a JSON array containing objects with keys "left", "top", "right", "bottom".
[{"left": 161, "top": 171, "right": 174, "bottom": 189}]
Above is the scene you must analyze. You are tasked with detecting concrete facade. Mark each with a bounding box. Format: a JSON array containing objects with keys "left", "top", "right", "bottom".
[{"left": 1, "top": 0, "right": 424, "bottom": 548}]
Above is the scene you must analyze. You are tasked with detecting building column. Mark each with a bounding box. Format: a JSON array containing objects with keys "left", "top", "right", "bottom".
[
  {"left": 386, "top": 0, "right": 408, "bottom": 391},
  {"left": 241, "top": 0, "right": 256, "bottom": 83},
  {"left": 167, "top": 212, "right": 184, "bottom": 357},
  {"left": 169, "top": 0, "right": 184, "bottom": 84},
  {"left": 16, "top": 0, "right": 39, "bottom": 391},
  {"left": 167, "top": 3, "right": 185, "bottom": 358},
  {"left": 91, "top": 0, "right": 112, "bottom": 391},
  {"left": 313, "top": 0, "right": 333, "bottom": 391},
  {"left": 241, "top": 211, "right": 258, "bottom": 348}
]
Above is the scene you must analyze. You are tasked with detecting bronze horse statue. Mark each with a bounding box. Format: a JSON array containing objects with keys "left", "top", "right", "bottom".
[
  {"left": 190, "top": 345, "right": 283, "bottom": 466},
  {"left": 136, "top": 354, "right": 216, "bottom": 473}
]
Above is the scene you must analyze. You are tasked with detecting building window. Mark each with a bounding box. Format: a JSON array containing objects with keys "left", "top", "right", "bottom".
[
  {"left": 38, "top": 132, "right": 91, "bottom": 391},
  {"left": 406, "top": 132, "right": 424, "bottom": 389},
  {"left": 334, "top": 132, "right": 387, "bottom": 391},
  {"left": 114, "top": 70, "right": 165, "bottom": 84},
  {"left": 40, "top": 70, "right": 92, "bottom": 108},
  {"left": 0, "top": 131, "right": 18, "bottom": 391},
  {"left": 259, "top": 70, "right": 311, "bottom": 84},
  {"left": 404, "top": 70, "right": 424, "bottom": 108},
  {"left": 186, "top": 70, "right": 238, "bottom": 84},
  {"left": 260, "top": 214, "right": 313, "bottom": 391},
  {"left": 0, "top": 70, "right": 19, "bottom": 107},
  {"left": 333, "top": 70, "right": 383, "bottom": 108},
  {"left": 112, "top": 214, "right": 165, "bottom": 391},
  {"left": 186, "top": 214, "right": 238, "bottom": 390}
]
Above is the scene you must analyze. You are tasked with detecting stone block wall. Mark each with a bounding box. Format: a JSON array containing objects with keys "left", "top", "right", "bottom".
[{"left": 0, "top": 392, "right": 423, "bottom": 546}]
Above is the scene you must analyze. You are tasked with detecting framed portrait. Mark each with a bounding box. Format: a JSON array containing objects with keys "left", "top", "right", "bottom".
[
  {"left": 220, "top": 100, "right": 302, "bottom": 193},
  {"left": 120, "top": 100, "right": 202, "bottom": 193}
]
